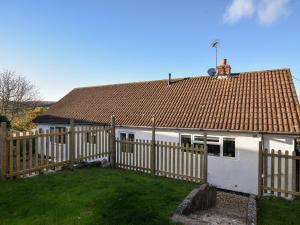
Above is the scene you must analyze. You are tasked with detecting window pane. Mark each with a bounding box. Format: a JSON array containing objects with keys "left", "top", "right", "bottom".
[
  {"left": 56, "top": 127, "right": 66, "bottom": 144},
  {"left": 120, "top": 133, "right": 127, "bottom": 152},
  {"left": 223, "top": 138, "right": 235, "bottom": 157},
  {"left": 181, "top": 135, "right": 191, "bottom": 147},
  {"left": 50, "top": 127, "right": 55, "bottom": 142},
  {"left": 128, "top": 133, "right": 134, "bottom": 153},
  {"left": 120, "top": 133, "right": 126, "bottom": 140},
  {"left": 194, "top": 136, "right": 204, "bottom": 142},
  {"left": 181, "top": 135, "right": 191, "bottom": 152},
  {"left": 207, "top": 137, "right": 219, "bottom": 143},
  {"left": 208, "top": 144, "right": 220, "bottom": 156},
  {"left": 194, "top": 136, "right": 219, "bottom": 143}
]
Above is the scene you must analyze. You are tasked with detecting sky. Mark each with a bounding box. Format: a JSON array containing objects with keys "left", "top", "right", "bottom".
[{"left": 0, "top": 0, "right": 300, "bottom": 101}]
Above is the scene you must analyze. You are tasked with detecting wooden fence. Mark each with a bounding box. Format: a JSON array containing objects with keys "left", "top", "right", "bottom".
[
  {"left": 0, "top": 121, "right": 111, "bottom": 179},
  {"left": 115, "top": 139, "right": 207, "bottom": 183},
  {"left": 0, "top": 117, "right": 208, "bottom": 184},
  {"left": 259, "top": 148, "right": 300, "bottom": 197}
]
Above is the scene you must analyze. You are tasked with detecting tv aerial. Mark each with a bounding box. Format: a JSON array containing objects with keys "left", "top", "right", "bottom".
[{"left": 210, "top": 40, "right": 219, "bottom": 70}]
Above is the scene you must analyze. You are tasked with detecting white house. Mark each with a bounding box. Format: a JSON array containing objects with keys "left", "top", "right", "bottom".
[{"left": 34, "top": 59, "right": 300, "bottom": 195}]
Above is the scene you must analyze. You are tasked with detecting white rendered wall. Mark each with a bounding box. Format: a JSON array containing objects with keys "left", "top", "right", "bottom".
[{"left": 116, "top": 127, "right": 261, "bottom": 195}]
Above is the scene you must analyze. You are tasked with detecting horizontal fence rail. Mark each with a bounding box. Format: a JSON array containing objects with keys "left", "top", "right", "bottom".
[
  {"left": 260, "top": 148, "right": 300, "bottom": 198},
  {"left": 1, "top": 123, "right": 111, "bottom": 178}
]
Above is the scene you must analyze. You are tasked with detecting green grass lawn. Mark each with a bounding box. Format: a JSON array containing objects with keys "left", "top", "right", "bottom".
[
  {"left": 0, "top": 167, "right": 197, "bottom": 225},
  {"left": 257, "top": 197, "right": 300, "bottom": 225}
]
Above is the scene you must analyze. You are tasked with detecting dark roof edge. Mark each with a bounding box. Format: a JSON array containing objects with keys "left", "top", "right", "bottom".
[{"left": 35, "top": 122, "right": 300, "bottom": 136}]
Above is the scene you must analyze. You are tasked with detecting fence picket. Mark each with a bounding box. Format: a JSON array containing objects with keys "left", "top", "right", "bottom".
[
  {"left": 181, "top": 144, "right": 184, "bottom": 180},
  {"left": 172, "top": 142, "right": 175, "bottom": 178},
  {"left": 50, "top": 129, "right": 54, "bottom": 167},
  {"left": 46, "top": 130, "right": 49, "bottom": 171},
  {"left": 200, "top": 145, "right": 203, "bottom": 180},
  {"left": 168, "top": 142, "right": 171, "bottom": 177},
  {"left": 80, "top": 127, "right": 83, "bottom": 160},
  {"left": 190, "top": 144, "right": 194, "bottom": 181},
  {"left": 292, "top": 151, "right": 296, "bottom": 195},
  {"left": 65, "top": 128, "right": 69, "bottom": 161},
  {"left": 9, "top": 138, "right": 13, "bottom": 177},
  {"left": 185, "top": 143, "right": 189, "bottom": 181},
  {"left": 271, "top": 149, "right": 275, "bottom": 194},
  {"left": 285, "top": 150, "right": 289, "bottom": 197},
  {"left": 278, "top": 150, "right": 282, "bottom": 197},
  {"left": 16, "top": 132, "right": 20, "bottom": 178},
  {"left": 60, "top": 129, "right": 64, "bottom": 163},
  {"left": 22, "top": 137, "right": 26, "bottom": 176},
  {"left": 55, "top": 129, "right": 59, "bottom": 164},
  {"left": 263, "top": 149, "right": 268, "bottom": 193},
  {"left": 195, "top": 145, "right": 199, "bottom": 180},
  {"left": 177, "top": 143, "right": 180, "bottom": 179},
  {"left": 164, "top": 141, "right": 167, "bottom": 177},
  {"left": 40, "top": 130, "right": 44, "bottom": 172}
]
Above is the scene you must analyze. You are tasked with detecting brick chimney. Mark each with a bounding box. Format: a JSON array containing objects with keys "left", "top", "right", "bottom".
[{"left": 217, "top": 58, "right": 231, "bottom": 76}]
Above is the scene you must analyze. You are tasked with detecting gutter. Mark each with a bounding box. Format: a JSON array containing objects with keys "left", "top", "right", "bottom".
[
  {"left": 115, "top": 124, "right": 300, "bottom": 137},
  {"left": 36, "top": 122, "right": 300, "bottom": 137}
]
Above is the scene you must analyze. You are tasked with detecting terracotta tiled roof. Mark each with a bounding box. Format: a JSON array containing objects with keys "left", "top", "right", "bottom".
[{"left": 35, "top": 69, "right": 300, "bottom": 133}]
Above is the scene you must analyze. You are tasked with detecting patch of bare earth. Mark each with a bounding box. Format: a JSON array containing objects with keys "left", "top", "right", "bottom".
[{"left": 172, "top": 191, "right": 248, "bottom": 225}]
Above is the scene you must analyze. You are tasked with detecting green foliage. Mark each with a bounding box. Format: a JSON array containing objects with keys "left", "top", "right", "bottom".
[
  {"left": 0, "top": 114, "right": 11, "bottom": 128},
  {"left": 12, "top": 107, "right": 46, "bottom": 131},
  {"left": 257, "top": 197, "right": 300, "bottom": 225},
  {"left": 0, "top": 168, "right": 196, "bottom": 225}
]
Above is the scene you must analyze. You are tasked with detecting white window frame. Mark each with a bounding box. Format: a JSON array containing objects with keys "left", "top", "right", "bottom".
[
  {"left": 118, "top": 131, "right": 135, "bottom": 140},
  {"left": 118, "top": 131, "right": 135, "bottom": 153},
  {"left": 221, "top": 136, "right": 238, "bottom": 160},
  {"left": 179, "top": 133, "right": 238, "bottom": 159}
]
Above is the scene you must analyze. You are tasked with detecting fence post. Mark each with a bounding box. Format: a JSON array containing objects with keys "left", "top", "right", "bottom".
[
  {"left": 110, "top": 115, "right": 116, "bottom": 168},
  {"left": 151, "top": 117, "right": 156, "bottom": 175},
  {"left": 0, "top": 122, "right": 8, "bottom": 180},
  {"left": 257, "top": 141, "right": 263, "bottom": 198},
  {"left": 203, "top": 132, "right": 208, "bottom": 183},
  {"left": 69, "top": 119, "right": 75, "bottom": 166}
]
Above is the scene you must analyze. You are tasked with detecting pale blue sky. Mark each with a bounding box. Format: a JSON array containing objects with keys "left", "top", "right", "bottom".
[{"left": 0, "top": 0, "right": 299, "bottom": 101}]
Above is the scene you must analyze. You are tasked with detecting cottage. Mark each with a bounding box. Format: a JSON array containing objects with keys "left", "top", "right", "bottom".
[{"left": 34, "top": 59, "right": 300, "bottom": 195}]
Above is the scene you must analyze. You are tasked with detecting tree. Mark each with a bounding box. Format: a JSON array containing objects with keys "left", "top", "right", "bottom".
[
  {"left": 0, "top": 70, "right": 40, "bottom": 121},
  {"left": 0, "top": 114, "right": 11, "bottom": 128},
  {"left": 13, "top": 107, "right": 46, "bottom": 131}
]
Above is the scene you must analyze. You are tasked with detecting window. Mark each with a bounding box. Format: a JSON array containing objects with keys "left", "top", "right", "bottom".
[
  {"left": 120, "top": 132, "right": 134, "bottom": 153},
  {"left": 223, "top": 138, "right": 235, "bottom": 157},
  {"left": 181, "top": 135, "right": 192, "bottom": 146},
  {"left": 86, "top": 131, "right": 97, "bottom": 144},
  {"left": 193, "top": 135, "right": 220, "bottom": 156},
  {"left": 181, "top": 135, "right": 192, "bottom": 152},
  {"left": 50, "top": 127, "right": 66, "bottom": 144},
  {"left": 128, "top": 133, "right": 135, "bottom": 153},
  {"left": 56, "top": 127, "right": 66, "bottom": 144}
]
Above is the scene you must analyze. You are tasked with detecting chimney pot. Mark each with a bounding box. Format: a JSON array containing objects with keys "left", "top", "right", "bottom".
[{"left": 221, "top": 58, "right": 227, "bottom": 65}]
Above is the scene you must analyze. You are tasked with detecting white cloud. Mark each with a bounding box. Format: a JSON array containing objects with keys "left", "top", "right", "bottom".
[
  {"left": 223, "top": 0, "right": 290, "bottom": 25},
  {"left": 224, "top": 0, "right": 255, "bottom": 23},
  {"left": 258, "top": 0, "right": 290, "bottom": 25}
]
